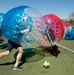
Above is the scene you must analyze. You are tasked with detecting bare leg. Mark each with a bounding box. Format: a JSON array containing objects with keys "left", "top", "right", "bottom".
[
  {"left": 0, "top": 51, "right": 10, "bottom": 58},
  {"left": 14, "top": 47, "right": 23, "bottom": 67}
]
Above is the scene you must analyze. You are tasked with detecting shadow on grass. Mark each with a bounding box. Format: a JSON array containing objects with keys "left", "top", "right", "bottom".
[
  {"left": 0, "top": 43, "right": 7, "bottom": 49},
  {"left": 14, "top": 47, "right": 45, "bottom": 63},
  {"left": 0, "top": 46, "right": 55, "bottom": 66},
  {"left": 0, "top": 60, "right": 16, "bottom": 66}
]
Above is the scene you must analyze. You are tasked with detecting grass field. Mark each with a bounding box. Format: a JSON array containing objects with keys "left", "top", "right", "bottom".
[{"left": 0, "top": 39, "right": 74, "bottom": 75}]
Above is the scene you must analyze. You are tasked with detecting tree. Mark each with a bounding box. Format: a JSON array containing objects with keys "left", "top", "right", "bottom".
[
  {"left": 69, "top": 12, "right": 74, "bottom": 17},
  {"left": 68, "top": 12, "right": 74, "bottom": 26},
  {"left": 69, "top": 20, "right": 74, "bottom": 26}
]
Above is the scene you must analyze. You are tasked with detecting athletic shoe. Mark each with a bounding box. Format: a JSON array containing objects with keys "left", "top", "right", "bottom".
[{"left": 12, "top": 66, "right": 22, "bottom": 70}]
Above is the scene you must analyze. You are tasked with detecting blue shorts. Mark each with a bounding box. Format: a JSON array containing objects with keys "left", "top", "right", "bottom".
[{"left": 7, "top": 40, "right": 22, "bottom": 52}]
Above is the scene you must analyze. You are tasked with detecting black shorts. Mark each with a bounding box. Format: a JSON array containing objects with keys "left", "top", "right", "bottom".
[{"left": 7, "top": 40, "right": 22, "bottom": 52}]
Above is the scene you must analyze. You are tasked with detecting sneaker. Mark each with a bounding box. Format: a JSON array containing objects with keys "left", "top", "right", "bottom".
[{"left": 12, "top": 66, "right": 22, "bottom": 70}]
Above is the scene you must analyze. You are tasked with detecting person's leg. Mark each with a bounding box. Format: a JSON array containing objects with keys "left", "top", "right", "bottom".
[
  {"left": 0, "top": 51, "right": 10, "bottom": 58},
  {"left": 0, "top": 40, "right": 13, "bottom": 58},
  {"left": 52, "top": 45, "right": 58, "bottom": 58},
  {"left": 14, "top": 46, "right": 23, "bottom": 68}
]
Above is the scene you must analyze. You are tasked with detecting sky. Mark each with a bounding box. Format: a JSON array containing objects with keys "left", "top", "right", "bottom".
[{"left": 0, "top": 0, "right": 74, "bottom": 19}]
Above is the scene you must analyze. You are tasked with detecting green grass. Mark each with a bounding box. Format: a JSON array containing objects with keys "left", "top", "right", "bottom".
[{"left": 0, "top": 39, "right": 74, "bottom": 75}]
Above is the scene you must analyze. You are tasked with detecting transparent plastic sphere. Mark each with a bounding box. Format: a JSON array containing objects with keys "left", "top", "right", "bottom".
[
  {"left": 41, "top": 14, "right": 65, "bottom": 43},
  {"left": 0, "top": 13, "right": 4, "bottom": 27},
  {"left": 1, "top": 6, "right": 44, "bottom": 47},
  {"left": 64, "top": 23, "right": 72, "bottom": 34},
  {"left": 0, "top": 13, "right": 5, "bottom": 41}
]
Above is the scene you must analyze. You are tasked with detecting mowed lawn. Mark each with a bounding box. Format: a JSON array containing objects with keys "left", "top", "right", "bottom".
[{"left": 0, "top": 39, "right": 74, "bottom": 75}]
